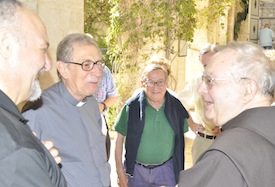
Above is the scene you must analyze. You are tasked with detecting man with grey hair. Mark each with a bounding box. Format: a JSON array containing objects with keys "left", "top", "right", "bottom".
[
  {"left": 115, "top": 62, "right": 189, "bottom": 187},
  {"left": 0, "top": 0, "right": 66, "bottom": 186},
  {"left": 178, "top": 41, "right": 275, "bottom": 187},
  {"left": 259, "top": 23, "right": 275, "bottom": 49},
  {"left": 178, "top": 43, "right": 220, "bottom": 163},
  {"left": 23, "top": 33, "right": 111, "bottom": 186}
]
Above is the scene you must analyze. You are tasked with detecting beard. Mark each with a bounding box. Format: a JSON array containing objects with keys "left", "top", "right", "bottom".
[
  {"left": 28, "top": 69, "right": 45, "bottom": 101},
  {"left": 28, "top": 79, "right": 42, "bottom": 102}
]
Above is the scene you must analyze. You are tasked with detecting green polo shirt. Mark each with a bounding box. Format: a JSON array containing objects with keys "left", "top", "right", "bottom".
[{"left": 114, "top": 100, "right": 188, "bottom": 164}]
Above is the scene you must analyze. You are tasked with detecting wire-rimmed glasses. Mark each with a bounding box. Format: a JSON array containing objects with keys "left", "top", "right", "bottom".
[
  {"left": 201, "top": 74, "right": 249, "bottom": 89},
  {"left": 65, "top": 60, "right": 105, "bottom": 71},
  {"left": 145, "top": 80, "right": 167, "bottom": 87}
]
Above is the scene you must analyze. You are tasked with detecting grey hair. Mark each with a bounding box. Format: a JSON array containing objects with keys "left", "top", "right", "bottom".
[
  {"left": 218, "top": 41, "right": 275, "bottom": 97},
  {"left": 56, "top": 33, "right": 103, "bottom": 79},
  {"left": 56, "top": 33, "right": 102, "bottom": 62},
  {"left": 147, "top": 56, "right": 171, "bottom": 76},
  {"left": 141, "top": 64, "right": 168, "bottom": 83},
  {"left": 0, "top": 0, "right": 23, "bottom": 40}
]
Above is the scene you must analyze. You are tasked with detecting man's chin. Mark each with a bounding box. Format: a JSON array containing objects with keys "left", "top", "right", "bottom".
[
  {"left": 28, "top": 80, "right": 42, "bottom": 101},
  {"left": 28, "top": 90, "right": 42, "bottom": 102}
]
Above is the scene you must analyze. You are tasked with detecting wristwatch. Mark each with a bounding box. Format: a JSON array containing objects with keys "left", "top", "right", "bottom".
[{"left": 101, "top": 102, "right": 107, "bottom": 112}]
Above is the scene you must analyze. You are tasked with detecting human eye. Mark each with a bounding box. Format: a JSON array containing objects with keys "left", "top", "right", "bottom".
[
  {"left": 157, "top": 80, "right": 166, "bottom": 86},
  {"left": 202, "top": 75, "right": 213, "bottom": 85},
  {"left": 96, "top": 60, "right": 105, "bottom": 70},
  {"left": 206, "top": 77, "right": 214, "bottom": 84},
  {"left": 146, "top": 80, "right": 154, "bottom": 87},
  {"left": 40, "top": 47, "right": 48, "bottom": 54},
  {"left": 40, "top": 42, "right": 49, "bottom": 53},
  {"left": 82, "top": 60, "right": 92, "bottom": 69},
  {"left": 96, "top": 60, "right": 104, "bottom": 65}
]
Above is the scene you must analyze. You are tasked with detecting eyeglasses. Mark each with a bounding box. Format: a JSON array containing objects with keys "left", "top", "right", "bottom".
[
  {"left": 145, "top": 80, "right": 167, "bottom": 87},
  {"left": 65, "top": 60, "right": 105, "bottom": 71},
  {"left": 202, "top": 75, "right": 249, "bottom": 89}
]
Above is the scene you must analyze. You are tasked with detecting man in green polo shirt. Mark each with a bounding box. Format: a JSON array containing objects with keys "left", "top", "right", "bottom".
[{"left": 114, "top": 61, "right": 189, "bottom": 187}]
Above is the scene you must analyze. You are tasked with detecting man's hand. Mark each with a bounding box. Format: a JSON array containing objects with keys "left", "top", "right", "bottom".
[
  {"left": 42, "top": 140, "right": 61, "bottom": 165},
  {"left": 115, "top": 133, "right": 128, "bottom": 187},
  {"left": 187, "top": 114, "right": 205, "bottom": 134},
  {"left": 211, "top": 126, "right": 221, "bottom": 136},
  {"left": 98, "top": 103, "right": 105, "bottom": 113},
  {"left": 189, "top": 121, "right": 205, "bottom": 134},
  {"left": 117, "top": 167, "right": 128, "bottom": 187}
]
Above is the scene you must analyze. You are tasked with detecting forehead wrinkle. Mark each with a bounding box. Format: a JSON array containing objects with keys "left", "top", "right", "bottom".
[{"left": 205, "top": 50, "right": 238, "bottom": 77}]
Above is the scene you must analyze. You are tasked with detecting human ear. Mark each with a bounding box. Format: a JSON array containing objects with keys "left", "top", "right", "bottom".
[
  {"left": 0, "top": 29, "right": 13, "bottom": 58},
  {"left": 141, "top": 80, "right": 146, "bottom": 88},
  {"left": 56, "top": 61, "right": 69, "bottom": 79},
  {"left": 243, "top": 79, "right": 258, "bottom": 102}
]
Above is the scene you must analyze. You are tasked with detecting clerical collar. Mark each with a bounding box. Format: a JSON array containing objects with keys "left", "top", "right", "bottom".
[
  {"left": 76, "top": 100, "right": 86, "bottom": 107},
  {"left": 76, "top": 96, "right": 87, "bottom": 107}
]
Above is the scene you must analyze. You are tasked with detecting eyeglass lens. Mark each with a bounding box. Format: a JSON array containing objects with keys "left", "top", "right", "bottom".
[
  {"left": 146, "top": 80, "right": 166, "bottom": 87},
  {"left": 82, "top": 60, "right": 105, "bottom": 71}
]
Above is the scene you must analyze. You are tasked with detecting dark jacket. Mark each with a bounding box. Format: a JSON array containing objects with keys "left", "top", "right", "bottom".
[
  {"left": 209, "top": 107, "right": 275, "bottom": 187},
  {"left": 0, "top": 91, "right": 67, "bottom": 187},
  {"left": 125, "top": 90, "right": 189, "bottom": 182},
  {"left": 179, "top": 107, "right": 275, "bottom": 187}
]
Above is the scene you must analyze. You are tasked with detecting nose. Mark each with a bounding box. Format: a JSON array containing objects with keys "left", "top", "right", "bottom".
[
  {"left": 198, "top": 80, "right": 208, "bottom": 96},
  {"left": 44, "top": 53, "right": 52, "bottom": 71}
]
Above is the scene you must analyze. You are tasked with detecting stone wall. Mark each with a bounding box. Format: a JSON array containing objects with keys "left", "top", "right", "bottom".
[
  {"left": 18, "top": 0, "right": 235, "bottom": 95},
  {"left": 18, "top": 0, "right": 83, "bottom": 108},
  {"left": 175, "top": 0, "right": 231, "bottom": 93},
  {"left": 259, "top": 0, "right": 275, "bottom": 33},
  {"left": 21, "top": 0, "right": 84, "bottom": 90},
  {"left": 19, "top": 0, "right": 274, "bottom": 98},
  {"left": 237, "top": 0, "right": 275, "bottom": 43},
  {"left": 180, "top": 0, "right": 275, "bottom": 94}
]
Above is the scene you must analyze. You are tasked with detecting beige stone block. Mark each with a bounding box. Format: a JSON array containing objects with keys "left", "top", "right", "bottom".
[{"left": 21, "top": 0, "right": 84, "bottom": 89}]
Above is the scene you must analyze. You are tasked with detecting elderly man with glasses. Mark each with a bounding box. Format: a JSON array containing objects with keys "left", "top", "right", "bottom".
[
  {"left": 114, "top": 62, "right": 189, "bottom": 187},
  {"left": 22, "top": 33, "right": 111, "bottom": 187},
  {"left": 178, "top": 41, "right": 275, "bottom": 187}
]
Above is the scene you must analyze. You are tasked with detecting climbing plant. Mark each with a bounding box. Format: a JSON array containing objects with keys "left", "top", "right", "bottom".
[
  {"left": 234, "top": 0, "right": 249, "bottom": 40},
  {"left": 107, "top": 0, "right": 196, "bottom": 65},
  {"left": 107, "top": 0, "right": 197, "bottom": 108},
  {"left": 84, "top": 0, "right": 111, "bottom": 48},
  {"left": 196, "top": 0, "right": 234, "bottom": 35},
  {"left": 84, "top": 0, "right": 236, "bottom": 128}
]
